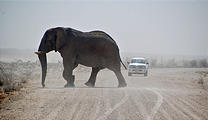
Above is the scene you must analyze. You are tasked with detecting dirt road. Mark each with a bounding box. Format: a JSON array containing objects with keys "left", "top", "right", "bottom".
[{"left": 1, "top": 67, "right": 208, "bottom": 120}]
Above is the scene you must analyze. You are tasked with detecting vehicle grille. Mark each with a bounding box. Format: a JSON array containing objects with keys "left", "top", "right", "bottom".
[{"left": 129, "top": 65, "right": 145, "bottom": 69}]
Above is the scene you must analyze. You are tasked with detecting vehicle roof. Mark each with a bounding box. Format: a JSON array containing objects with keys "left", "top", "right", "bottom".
[{"left": 131, "top": 57, "right": 146, "bottom": 60}]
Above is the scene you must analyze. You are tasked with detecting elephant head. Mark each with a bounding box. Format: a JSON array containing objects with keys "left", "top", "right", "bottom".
[{"left": 35, "top": 27, "right": 67, "bottom": 87}]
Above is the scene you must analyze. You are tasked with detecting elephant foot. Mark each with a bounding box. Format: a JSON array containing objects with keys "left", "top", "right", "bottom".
[
  {"left": 118, "top": 82, "right": 127, "bottom": 88},
  {"left": 64, "top": 83, "right": 75, "bottom": 88},
  {"left": 42, "top": 83, "right": 45, "bottom": 88},
  {"left": 85, "top": 82, "right": 95, "bottom": 87}
]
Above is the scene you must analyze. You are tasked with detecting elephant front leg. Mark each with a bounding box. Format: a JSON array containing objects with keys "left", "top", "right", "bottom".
[
  {"left": 62, "top": 58, "right": 75, "bottom": 87},
  {"left": 63, "top": 69, "right": 75, "bottom": 87}
]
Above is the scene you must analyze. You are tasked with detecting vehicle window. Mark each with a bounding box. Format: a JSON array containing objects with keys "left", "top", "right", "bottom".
[{"left": 131, "top": 59, "right": 145, "bottom": 64}]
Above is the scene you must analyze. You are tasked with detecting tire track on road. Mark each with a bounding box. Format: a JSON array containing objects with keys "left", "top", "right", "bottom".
[
  {"left": 145, "top": 88, "right": 163, "bottom": 120},
  {"left": 127, "top": 87, "right": 164, "bottom": 120},
  {"left": 96, "top": 89, "right": 129, "bottom": 120},
  {"left": 96, "top": 87, "right": 164, "bottom": 120},
  {"left": 129, "top": 89, "right": 150, "bottom": 119},
  {"left": 163, "top": 93, "right": 202, "bottom": 120},
  {"left": 42, "top": 95, "right": 68, "bottom": 120},
  {"left": 91, "top": 98, "right": 101, "bottom": 120},
  {"left": 41, "top": 89, "right": 85, "bottom": 120}
]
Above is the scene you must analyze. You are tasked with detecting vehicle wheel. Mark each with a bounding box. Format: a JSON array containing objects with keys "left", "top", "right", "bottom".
[
  {"left": 128, "top": 73, "right": 132, "bottom": 76},
  {"left": 144, "top": 72, "right": 148, "bottom": 76}
]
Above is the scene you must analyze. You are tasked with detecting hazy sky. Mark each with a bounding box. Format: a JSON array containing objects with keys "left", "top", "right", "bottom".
[{"left": 0, "top": 0, "right": 208, "bottom": 56}]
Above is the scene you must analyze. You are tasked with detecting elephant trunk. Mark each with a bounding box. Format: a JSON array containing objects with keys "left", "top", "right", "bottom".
[{"left": 38, "top": 53, "right": 47, "bottom": 88}]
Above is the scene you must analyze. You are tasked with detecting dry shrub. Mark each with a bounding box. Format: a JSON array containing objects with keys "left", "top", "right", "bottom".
[
  {"left": 198, "top": 59, "right": 208, "bottom": 68},
  {"left": 196, "top": 71, "right": 208, "bottom": 90},
  {"left": 190, "top": 60, "right": 197, "bottom": 68},
  {"left": 0, "top": 60, "right": 34, "bottom": 93}
]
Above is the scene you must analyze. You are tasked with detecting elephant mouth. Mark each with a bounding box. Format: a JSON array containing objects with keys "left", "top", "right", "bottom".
[{"left": 34, "top": 51, "right": 46, "bottom": 55}]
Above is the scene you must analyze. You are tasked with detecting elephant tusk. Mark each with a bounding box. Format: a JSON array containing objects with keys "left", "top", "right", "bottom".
[{"left": 34, "top": 51, "right": 45, "bottom": 55}]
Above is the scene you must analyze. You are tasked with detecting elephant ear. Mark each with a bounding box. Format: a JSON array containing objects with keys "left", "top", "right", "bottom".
[{"left": 55, "top": 27, "right": 66, "bottom": 51}]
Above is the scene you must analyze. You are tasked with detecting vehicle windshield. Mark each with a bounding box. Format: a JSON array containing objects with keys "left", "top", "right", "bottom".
[{"left": 131, "top": 59, "right": 145, "bottom": 64}]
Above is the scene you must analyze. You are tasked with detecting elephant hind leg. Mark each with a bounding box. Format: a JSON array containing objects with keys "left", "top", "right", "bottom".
[
  {"left": 113, "top": 70, "right": 127, "bottom": 88},
  {"left": 85, "top": 67, "right": 102, "bottom": 87},
  {"left": 109, "top": 64, "right": 127, "bottom": 88}
]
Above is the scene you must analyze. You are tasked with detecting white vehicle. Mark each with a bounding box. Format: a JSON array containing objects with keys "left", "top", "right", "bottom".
[{"left": 128, "top": 58, "right": 149, "bottom": 76}]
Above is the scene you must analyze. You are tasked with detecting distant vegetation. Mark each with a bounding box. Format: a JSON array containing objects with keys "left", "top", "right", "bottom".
[
  {"left": 150, "top": 58, "right": 207, "bottom": 68},
  {"left": 124, "top": 57, "right": 208, "bottom": 68}
]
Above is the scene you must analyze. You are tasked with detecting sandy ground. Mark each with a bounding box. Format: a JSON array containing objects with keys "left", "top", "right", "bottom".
[{"left": 0, "top": 67, "right": 208, "bottom": 120}]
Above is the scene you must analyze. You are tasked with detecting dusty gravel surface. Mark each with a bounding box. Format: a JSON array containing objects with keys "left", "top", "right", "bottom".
[{"left": 0, "top": 67, "right": 208, "bottom": 120}]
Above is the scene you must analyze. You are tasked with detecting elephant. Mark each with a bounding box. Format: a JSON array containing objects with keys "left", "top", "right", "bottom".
[{"left": 35, "top": 27, "right": 127, "bottom": 88}]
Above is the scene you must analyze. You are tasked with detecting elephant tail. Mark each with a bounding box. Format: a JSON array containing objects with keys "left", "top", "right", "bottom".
[{"left": 120, "top": 59, "right": 127, "bottom": 70}]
